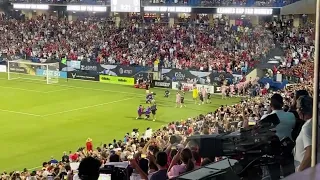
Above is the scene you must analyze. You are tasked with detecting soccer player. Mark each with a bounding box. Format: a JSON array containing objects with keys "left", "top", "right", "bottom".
[
  {"left": 145, "top": 81, "right": 150, "bottom": 94},
  {"left": 176, "top": 92, "right": 181, "bottom": 108},
  {"left": 221, "top": 84, "right": 227, "bottom": 99},
  {"left": 164, "top": 89, "right": 170, "bottom": 98},
  {"left": 192, "top": 87, "right": 198, "bottom": 104},
  {"left": 151, "top": 103, "right": 157, "bottom": 121},
  {"left": 201, "top": 86, "right": 207, "bottom": 104},
  {"left": 207, "top": 88, "right": 211, "bottom": 104},
  {"left": 145, "top": 106, "right": 151, "bottom": 120},
  {"left": 136, "top": 105, "right": 144, "bottom": 119},
  {"left": 199, "top": 91, "right": 204, "bottom": 105},
  {"left": 146, "top": 93, "right": 153, "bottom": 104},
  {"left": 180, "top": 91, "right": 186, "bottom": 107}
]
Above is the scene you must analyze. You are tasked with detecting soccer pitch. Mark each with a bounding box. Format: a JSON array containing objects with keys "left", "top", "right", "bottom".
[{"left": 0, "top": 73, "right": 240, "bottom": 171}]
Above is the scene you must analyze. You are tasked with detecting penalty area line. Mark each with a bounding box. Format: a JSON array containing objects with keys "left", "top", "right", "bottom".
[
  {"left": 41, "top": 97, "right": 134, "bottom": 117},
  {"left": 0, "top": 109, "right": 42, "bottom": 117}
]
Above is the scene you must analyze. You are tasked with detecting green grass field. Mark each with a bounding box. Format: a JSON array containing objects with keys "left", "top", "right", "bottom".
[{"left": 0, "top": 72, "right": 240, "bottom": 171}]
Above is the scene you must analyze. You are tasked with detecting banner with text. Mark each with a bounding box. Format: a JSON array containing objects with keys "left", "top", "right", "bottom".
[
  {"left": 171, "top": 82, "right": 215, "bottom": 94},
  {"left": 99, "top": 75, "right": 135, "bottom": 85},
  {"left": 161, "top": 69, "right": 234, "bottom": 85},
  {"left": 153, "top": 80, "right": 172, "bottom": 88},
  {"left": 36, "top": 69, "right": 67, "bottom": 79},
  {"left": 67, "top": 71, "right": 99, "bottom": 81}
]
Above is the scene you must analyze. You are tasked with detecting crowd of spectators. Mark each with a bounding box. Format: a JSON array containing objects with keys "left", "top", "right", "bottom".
[
  {"left": 276, "top": 24, "right": 315, "bottom": 81},
  {"left": 0, "top": 14, "right": 274, "bottom": 73}
]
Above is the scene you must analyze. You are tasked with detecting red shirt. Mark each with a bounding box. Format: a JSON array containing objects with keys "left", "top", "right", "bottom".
[{"left": 86, "top": 141, "right": 93, "bottom": 152}]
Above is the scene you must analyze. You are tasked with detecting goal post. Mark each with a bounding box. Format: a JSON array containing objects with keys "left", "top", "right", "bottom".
[{"left": 7, "top": 60, "right": 60, "bottom": 84}]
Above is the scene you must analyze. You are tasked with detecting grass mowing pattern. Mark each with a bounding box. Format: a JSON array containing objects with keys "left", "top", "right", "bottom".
[{"left": 0, "top": 73, "right": 240, "bottom": 171}]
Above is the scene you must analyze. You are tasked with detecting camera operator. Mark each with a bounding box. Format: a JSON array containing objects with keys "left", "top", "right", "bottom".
[
  {"left": 260, "top": 93, "right": 296, "bottom": 177},
  {"left": 293, "top": 95, "right": 313, "bottom": 172},
  {"left": 260, "top": 93, "right": 296, "bottom": 140}
]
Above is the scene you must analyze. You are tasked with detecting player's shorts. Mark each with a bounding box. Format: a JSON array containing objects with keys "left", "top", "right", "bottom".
[
  {"left": 200, "top": 96, "right": 204, "bottom": 101},
  {"left": 181, "top": 98, "right": 185, "bottom": 103},
  {"left": 145, "top": 114, "right": 150, "bottom": 118},
  {"left": 208, "top": 96, "right": 211, "bottom": 99},
  {"left": 146, "top": 90, "right": 150, "bottom": 94},
  {"left": 193, "top": 95, "right": 198, "bottom": 99},
  {"left": 151, "top": 110, "right": 156, "bottom": 115}
]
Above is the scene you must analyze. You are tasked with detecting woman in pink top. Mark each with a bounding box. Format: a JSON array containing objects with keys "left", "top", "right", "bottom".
[
  {"left": 168, "top": 148, "right": 195, "bottom": 179},
  {"left": 176, "top": 92, "right": 181, "bottom": 108}
]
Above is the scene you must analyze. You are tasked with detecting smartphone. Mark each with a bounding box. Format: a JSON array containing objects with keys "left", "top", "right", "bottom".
[
  {"left": 141, "top": 154, "right": 147, "bottom": 158},
  {"left": 98, "top": 174, "right": 111, "bottom": 180}
]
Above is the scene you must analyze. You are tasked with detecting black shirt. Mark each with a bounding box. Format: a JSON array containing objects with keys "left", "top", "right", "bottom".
[{"left": 150, "top": 169, "right": 168, "bottom": 180}]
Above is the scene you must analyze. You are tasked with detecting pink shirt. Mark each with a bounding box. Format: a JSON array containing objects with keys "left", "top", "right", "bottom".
[
  {"left": 168, "top": 164, "right": 198, "bottom": 179},
  {"left": 176, "top": 93, "right": 181, "bottom": 103}
]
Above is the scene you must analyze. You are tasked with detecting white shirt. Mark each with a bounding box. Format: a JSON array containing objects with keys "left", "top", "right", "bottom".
[{"left": 294, "top": 119, "right": 312, "bottom": 170}]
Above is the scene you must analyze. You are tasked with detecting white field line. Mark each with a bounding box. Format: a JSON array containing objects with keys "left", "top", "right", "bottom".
[
  {"left": 44, "top": 88, "right": 73, "bottom": 94},
  {"left": 41, "top": 97, "right": 134, "bottom": 117},
  {"left": 0, "top": 108, "right": 42, "bottom": 117},
  {"left": 0, "top": 85, "right": 45, "bottom": 93}
]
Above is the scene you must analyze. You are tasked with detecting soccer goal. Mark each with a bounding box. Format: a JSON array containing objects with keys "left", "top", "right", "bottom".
[{"left": 7, "top": 60, "right": 60, "bottom": 84}]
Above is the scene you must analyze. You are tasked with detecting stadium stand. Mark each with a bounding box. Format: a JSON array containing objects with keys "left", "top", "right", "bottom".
[{"left": 0, "top": 0, "right": 317, "bottom": 179}]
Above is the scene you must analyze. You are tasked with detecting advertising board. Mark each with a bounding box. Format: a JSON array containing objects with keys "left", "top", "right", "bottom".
[
  {"left": 153, "top": 80, "right": 172, "bottom": 88},
  {"left": 0, "top": 65, "right": 6, "bottom": 72},
  {"left": 99, "top": 75, "right": 135, "bottom": 85},
  {"left": 67, "top": 71, "right": 99, "bottom": 81},
  {"left": 36, "top": 69, "right": 67, "bottom": 79}
]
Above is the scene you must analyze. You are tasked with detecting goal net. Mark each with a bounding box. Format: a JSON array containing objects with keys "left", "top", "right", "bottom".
[{"left": 7, "top": 60, "right": 60, "bottom": 84}]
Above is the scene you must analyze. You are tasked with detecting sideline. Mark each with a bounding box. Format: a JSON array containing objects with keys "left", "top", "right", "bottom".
[{"left": 0, "top": 109, "right": 42, "bottom": 117}]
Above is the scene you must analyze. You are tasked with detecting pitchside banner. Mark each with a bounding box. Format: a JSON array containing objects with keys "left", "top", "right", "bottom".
[
  {"left": 99, "top": 75, "right": 135, "bottom": 85},
  {"left": 0, "top": 65, "right": 6, "bottom": 72},
  {"left": 153, "top": 80, "right": 172, "bottom": 88},
  {"left": 67, "top": 71, "right": 99, "bottom": 81},
  {"left": 8, "top": 62, "right": 36, "bottom": 75},
  {"left": 161, "top": 69, "right": 234, "bottom": 84},
  {"left": 36, "top": 69, "right": 67, "bottom": 79},
  {"left": 171, "top": 82, "right": 215, "bottom": 94}
]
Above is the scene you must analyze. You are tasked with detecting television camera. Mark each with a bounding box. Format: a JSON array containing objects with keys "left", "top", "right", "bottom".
[{"left": 185, "top": 116, "right": 293, "bottom": 180}]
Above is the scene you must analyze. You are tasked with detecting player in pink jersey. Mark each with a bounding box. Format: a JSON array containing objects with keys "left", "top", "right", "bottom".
[
  {"left": 201, "top": 86, "right": 207, "bottom": 104},
  {"left": 221, "top": 85, "right": 227, "bottom": 99},
  {"left": 175, "top": 92, "right": 182, "bottom": 108},
  {"left": 229, "top": 83, "right": 235, "bottom": 97}
]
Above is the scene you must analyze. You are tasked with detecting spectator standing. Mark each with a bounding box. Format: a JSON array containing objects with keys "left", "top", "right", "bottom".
[
  {"left": 261, "top": 94, "right": 296, "bottom": 140},
  {"left": 294, "top": 95, "right": 313, "bottom": 172}
]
